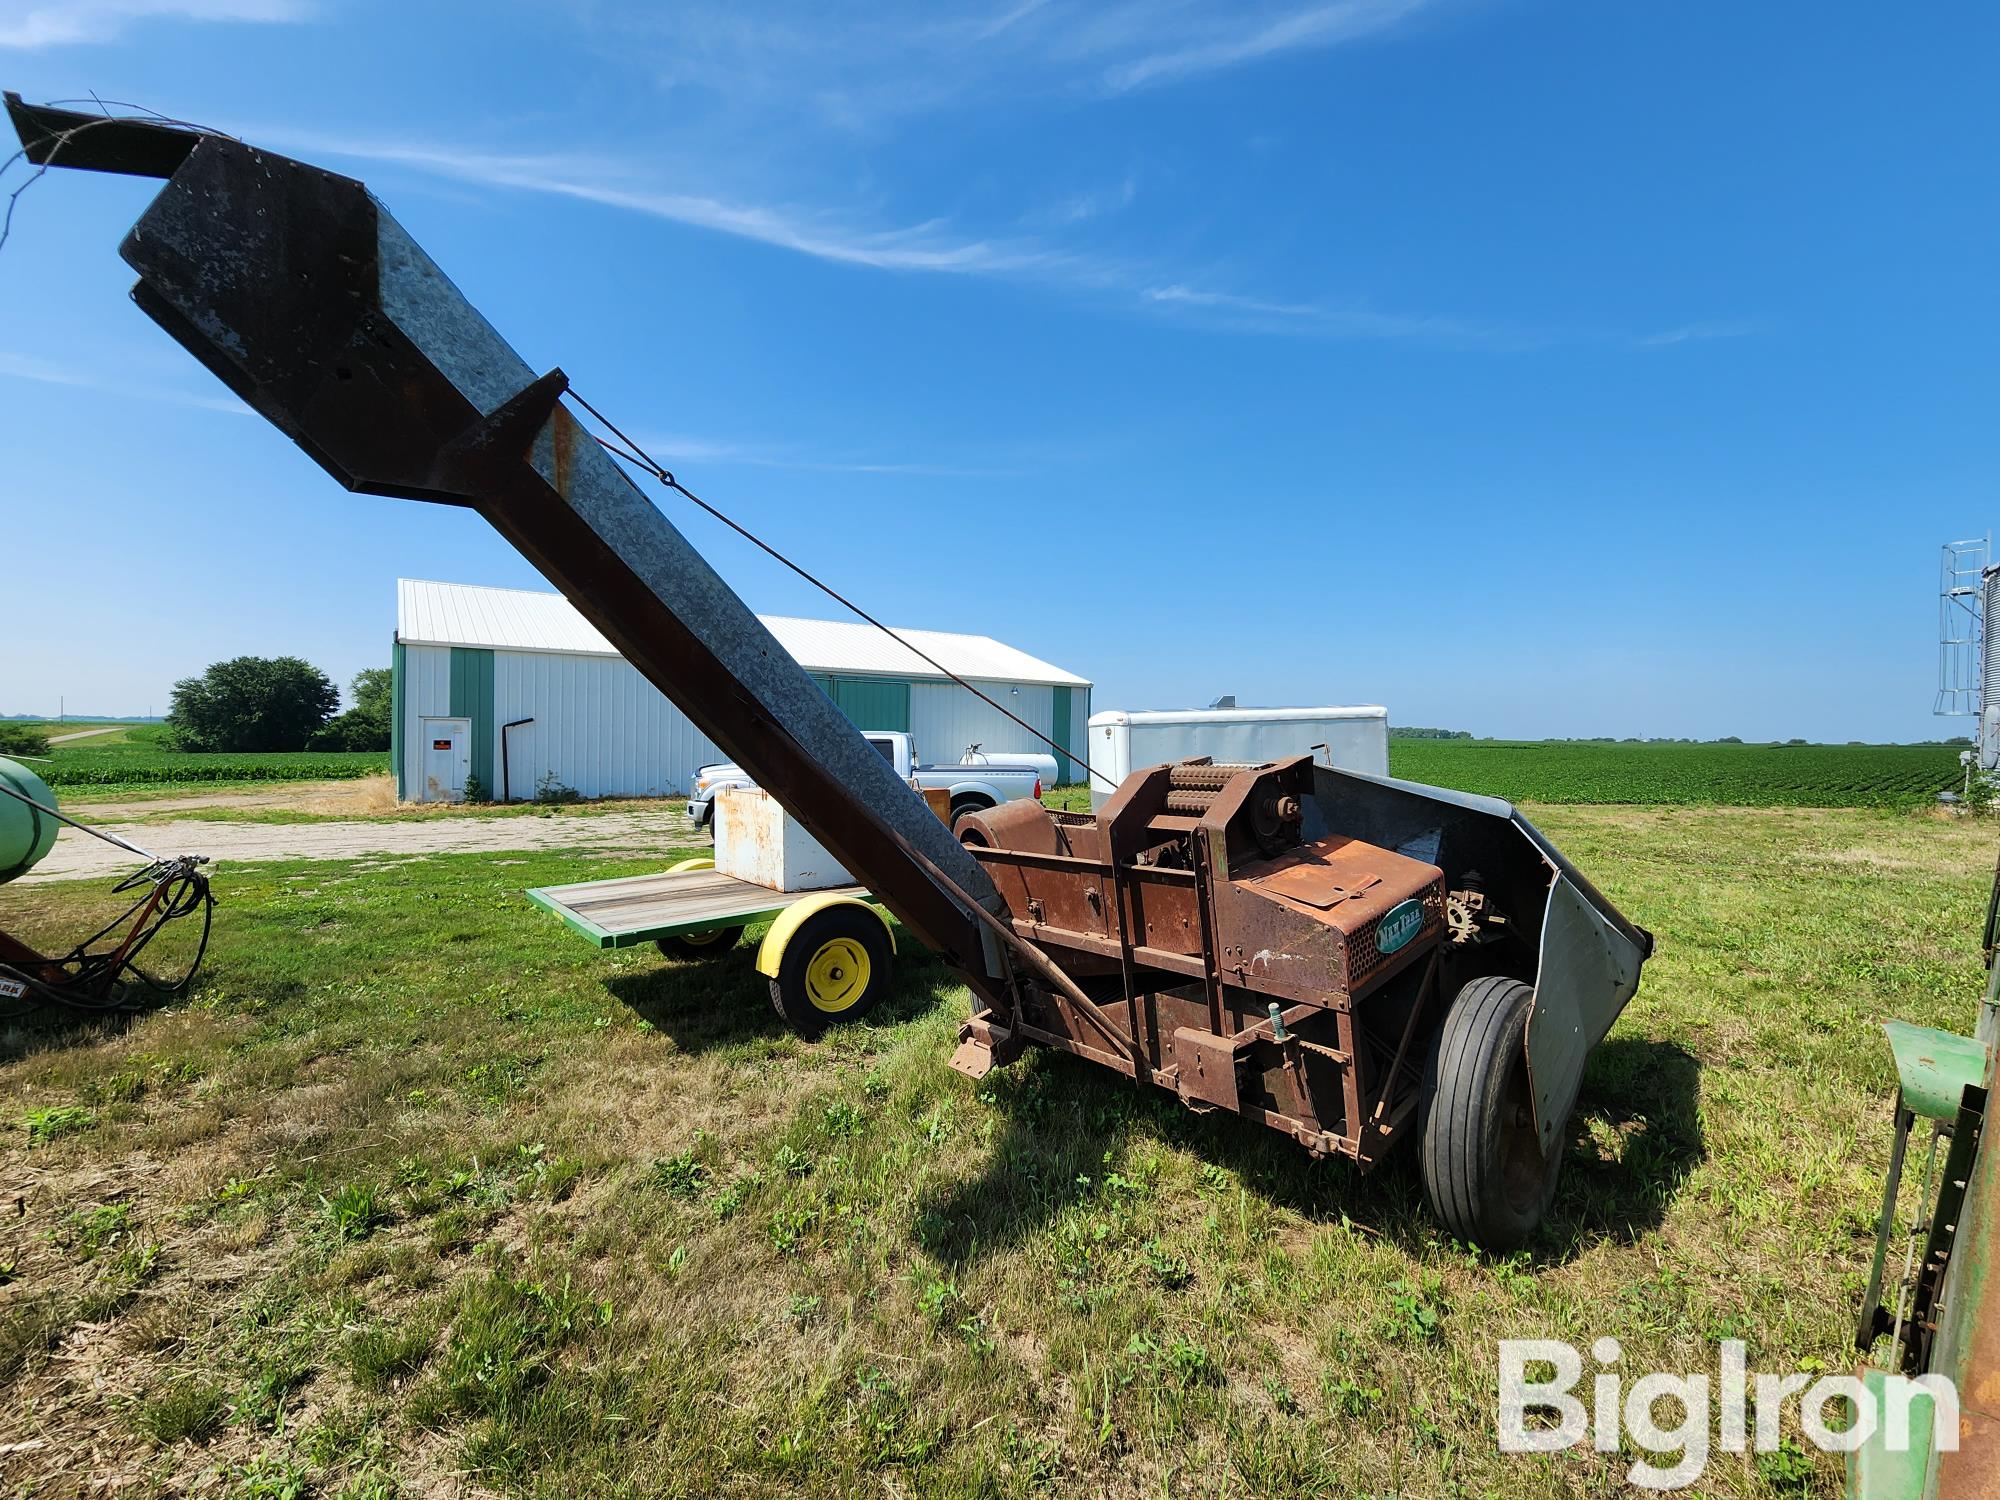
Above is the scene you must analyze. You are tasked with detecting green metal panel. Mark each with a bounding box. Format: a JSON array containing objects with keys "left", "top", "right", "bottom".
[
  {"left": 1051, "top": 685, "right": 1074, "bottom": 784},
  {"left": 829, "top": 676, "right": 910, "bottom": 733},
  {"left": 391, "top": 638, "right": 407, "bottom": 801},
  {"left": 1886, "top": 1020, "right": 1988, "bottom": 1122},
  {"left": 448, "top": 647, "right": 495, "bottom": 796},
  {"left": 1845, "top": 1365, "right": 1935, "bottom": 1500}
]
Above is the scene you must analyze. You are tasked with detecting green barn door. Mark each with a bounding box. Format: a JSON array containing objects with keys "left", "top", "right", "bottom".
[
  {"left": 1051, "top": 685, "right": 1074, "bottom": 785},
  {"left": 827, "top": 677, "right": 910, "bottom": 733}
]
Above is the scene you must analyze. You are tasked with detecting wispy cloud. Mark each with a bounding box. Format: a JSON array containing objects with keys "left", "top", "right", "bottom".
[
  {"left": 1102, "top": 0, "right": 1434, "bottom": 93},
  {"left": 0, "top": 0, "right": 307, "bottom": 49},
  {"left": 1042, "top": 175, "right": 1139, "bottom": 226},
  {"left": 0, "top": 350, "right": 248, "bottom": 412},
  {"left": 626, "top": 431, "right": 1021, "bottom": 479},
  {"left": 583, "top": 2, "right": 1451, "bottom": 131},
  {"left": 1635, "top": 320, "right": 1762, "bottom": 349},
  {"left": 1142, "top": 283, "right": 1541, "bottom": 348},
  {"left": 270, "top": 131, "right": 1063, "bottom": 277},
  {"left": 268, "top": 128, "right": 1531, "bottom": 347}
]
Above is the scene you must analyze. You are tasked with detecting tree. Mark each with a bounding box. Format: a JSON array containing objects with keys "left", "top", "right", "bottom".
[
  {"left": 165, "top": 656, "right": 338, "bottom": 752},
  {"left": 308, "top": 666, "right": 392, "bottom": 751},
  {"left": 0, "top": 723, "right": 50, "bottom": 757}
]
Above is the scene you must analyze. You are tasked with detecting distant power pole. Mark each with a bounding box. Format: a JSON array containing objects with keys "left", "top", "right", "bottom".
[{"left": 58, "top": 696, "right": 64, "bottom": 726}]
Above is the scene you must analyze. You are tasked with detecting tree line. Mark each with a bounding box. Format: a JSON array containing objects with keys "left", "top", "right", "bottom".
[{"left": 164, "top": 657, "right": 390, "bottom": 753}]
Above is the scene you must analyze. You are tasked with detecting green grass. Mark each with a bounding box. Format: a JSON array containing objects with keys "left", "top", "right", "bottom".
[
  {"left": 0, "top": 807, "right": 1986, "bottom": 1494},
  {"left": 1386, "top": 738, "right": 1960, "bottom": 808}
]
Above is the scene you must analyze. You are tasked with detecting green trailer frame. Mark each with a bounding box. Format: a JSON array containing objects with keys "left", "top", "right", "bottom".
[{"left": 526, "top": 865, "right": 869, "bottom": 950}]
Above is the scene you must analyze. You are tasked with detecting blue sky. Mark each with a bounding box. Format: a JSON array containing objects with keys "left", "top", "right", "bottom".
[{"left": 1, "top": 1, "right": 1992, "bottom": 741}]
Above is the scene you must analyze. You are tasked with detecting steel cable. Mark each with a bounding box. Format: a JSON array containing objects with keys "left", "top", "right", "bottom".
[{"left": 564, "top": 388, "right": 1104, "bottom": 790}]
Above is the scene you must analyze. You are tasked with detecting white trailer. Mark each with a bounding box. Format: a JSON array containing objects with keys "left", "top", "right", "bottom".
[{"left": 1085, "top": 706, "right": 1390, "bottom": 807}]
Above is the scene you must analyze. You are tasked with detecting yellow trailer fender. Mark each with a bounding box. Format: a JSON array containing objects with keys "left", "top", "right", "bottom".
[
  {"left": 668, "top": 856, "right": 715, "bottom": 873},
  {"left": 755, "top": 893, "right": 896, "bottom": 978}
]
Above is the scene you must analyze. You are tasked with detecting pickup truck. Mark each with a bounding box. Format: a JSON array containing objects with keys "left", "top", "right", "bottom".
[{"left": 687, "top": 730, "right": 1043, "bottom": 831}]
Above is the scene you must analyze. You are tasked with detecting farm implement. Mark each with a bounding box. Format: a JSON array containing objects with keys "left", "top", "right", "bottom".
[
  {"left": 1845, "top": 849, "right": 2000, "bottom": 1498},
  {"left": 5, "top": 92, "right": 1652, "bottom": 1248},
  {"left": 0, "top": 755, "right": 213, "bottom": 1015}
]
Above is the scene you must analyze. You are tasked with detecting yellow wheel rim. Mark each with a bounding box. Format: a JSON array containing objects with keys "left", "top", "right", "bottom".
[
  {"left": 679, "top": 927, "right": 729, "bottom": 947},
  {"left": 804, "top": 937, "right": 871, "bottom": 1013}
]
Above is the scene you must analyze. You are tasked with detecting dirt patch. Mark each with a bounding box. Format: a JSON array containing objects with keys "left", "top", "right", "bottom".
[{"left": 65, "top": 779, "right": 403, "bottom": 819}]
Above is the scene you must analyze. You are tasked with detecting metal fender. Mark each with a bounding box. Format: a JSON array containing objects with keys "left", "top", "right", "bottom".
[
  {"left": 946, "top": 780, "right": 1005, "bottom": 806},
  {"left": 755, "top": 893, "right": 897, "bottom": 978},
  {"left": 1306, "top": 765, "right": 1653, "bottom": 1154}
]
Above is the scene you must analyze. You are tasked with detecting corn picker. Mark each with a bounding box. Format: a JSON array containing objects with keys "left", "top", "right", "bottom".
[{"left": 3, "top": 94, "right": 1653, "bottom": 1248}]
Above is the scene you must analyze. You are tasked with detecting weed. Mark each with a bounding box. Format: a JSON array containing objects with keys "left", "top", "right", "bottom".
[
  {"left": 1384, "top": 1277, "right": 1444, "bottom": 1343},
  {"left": 1323, "top": 1371, "right": 1384, "bottom": 1419},
  {"left": 773, "top": 1143, "right": 814, "bottom": 1178},
  {"left": 1758, "top": 1438, "right": 1817, "bottom": 1494},
  {"left": 1142, "top": 1238, "right": 1193, "bottom": 1290},
  {"left": 57, "top": 1202, "right": 132, "bottom": 1259},
  {"left": 1167, "top": 1338, "right": 1216, "bottom": 1387},
  {"left": 713, "top": 1172, "right": 762, "bottom": 1221},
  {"left": 323, "top": 1181, "right": 386, "bottom": 1241},
  {"left": 787, "top": 1293, "right": 822, "bottom": 1324},
  {"left": 767, "top": 1204, "right": 816, "bottom": 1255},
  {"left": 651, "top": 1149, "right": 710, "bottom": 1199},
  {"left": 23, "top": 1105, "right": 96, "bottom": 1144},
  {"left": 821, "top": 1100, "right": 865, "bottom": 1138}
]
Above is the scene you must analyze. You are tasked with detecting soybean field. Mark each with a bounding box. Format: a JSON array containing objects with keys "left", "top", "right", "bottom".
[
  {"left": 1385, "top": 738, "right": 1961, "bottom": 808},
  {"left": 14, "top": 723, "right": 387, "bottom": 791}
]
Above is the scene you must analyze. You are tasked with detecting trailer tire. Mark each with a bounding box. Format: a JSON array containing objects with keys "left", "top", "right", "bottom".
[
  {"left": 766, "top": 905, "right": 893, "bottom": 1037},
  {"left": 657, "top": 925, "right": 745, "bottom": 960},
  {"left": 949, "top": 795, "right": 993, "bottom": 833},
  {"left": 1418, "top": 976, "right": 1560, "bottom": 1250}
]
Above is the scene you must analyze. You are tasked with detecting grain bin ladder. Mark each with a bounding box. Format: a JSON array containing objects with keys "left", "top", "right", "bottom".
[{"left": 5, "top": 94, "right": 1653, "bottom": 1249}]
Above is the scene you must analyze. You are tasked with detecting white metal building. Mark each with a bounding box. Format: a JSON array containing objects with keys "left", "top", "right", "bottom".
[{"left": 393, "top": 579, "right": 1092, "bottom": 802}]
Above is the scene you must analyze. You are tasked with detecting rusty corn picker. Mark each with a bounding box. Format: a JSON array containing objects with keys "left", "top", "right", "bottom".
[{"left": 4, "top": 94, "right": 1652, "bottom": 1248}]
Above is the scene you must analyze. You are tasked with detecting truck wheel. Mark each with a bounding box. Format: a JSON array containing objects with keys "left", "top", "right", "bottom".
[
  {"left": 949, "top": 796, "right": 993, "bottom": 833},
  {"left": 657, "top": 925, "right": 745, "bottom": 960},
  {"left": 1419, "top": 976, "right": 1561, "bottom": 1250},
  {"left": 767, "top": 905, "right": 893, "bottom": 1037}
]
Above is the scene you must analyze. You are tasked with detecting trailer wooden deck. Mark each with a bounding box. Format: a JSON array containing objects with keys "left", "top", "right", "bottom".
[{"left": 526, "top": 867, "right": 868, "bottom": 949}]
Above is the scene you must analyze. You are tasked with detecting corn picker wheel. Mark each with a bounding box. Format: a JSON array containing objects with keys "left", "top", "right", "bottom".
[
  {"left": 1418, "top": 975, "right": 1562, "bottom": 1251},
  {"left": 766, "top": 904, "right": 893, "bottom": 1037},
  {"left": 649, "top": 856, "right": 743, "bottom": 959},
  {"left": 656, "top": 924, "right": 746, "bottom": 961}
]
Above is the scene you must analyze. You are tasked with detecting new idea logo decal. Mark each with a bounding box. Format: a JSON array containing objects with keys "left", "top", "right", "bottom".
[{"left": 1375, "top": 898, "right": 1424, "bottom": 955}]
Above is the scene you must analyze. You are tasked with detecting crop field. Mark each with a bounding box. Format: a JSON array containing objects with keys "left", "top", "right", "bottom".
[
  {"left": 1386, "top": 739, "right": 1960, "bottom": 809},
  {"left": 0, "top": 804, "right": 1987, "bottom": 1496},
  {"left": 16, "top": 723, "right": 388, "bottom": 792}
]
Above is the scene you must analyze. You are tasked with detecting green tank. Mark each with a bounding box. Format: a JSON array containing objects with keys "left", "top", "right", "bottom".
[{"left": 0, "top": 756, "right": 59, "bottom": 884}]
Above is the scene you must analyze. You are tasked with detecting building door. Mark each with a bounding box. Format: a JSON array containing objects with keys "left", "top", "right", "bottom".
[{"left": 420, "top": 716, "right": 472, "bottom": 802}]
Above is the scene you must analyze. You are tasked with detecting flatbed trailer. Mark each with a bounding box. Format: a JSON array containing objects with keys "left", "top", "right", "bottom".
[{"left": 526, "top": 865, "right": 867, "bottom": 951}]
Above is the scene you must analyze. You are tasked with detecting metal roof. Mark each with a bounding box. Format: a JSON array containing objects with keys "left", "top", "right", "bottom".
[{"left": 396, "top": 579, "right": 1090, "bottom": 687}]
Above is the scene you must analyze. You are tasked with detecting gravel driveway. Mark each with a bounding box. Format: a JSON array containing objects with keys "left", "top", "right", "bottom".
[{"left": 22, "top": 809, "right": 698, "bottom": 883}]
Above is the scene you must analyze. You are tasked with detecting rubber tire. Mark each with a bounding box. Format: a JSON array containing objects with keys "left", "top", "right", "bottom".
[
  {"left": 767, "top": 906, "right": 894, "bottom": 1038},
  {"left": 656, "top": 925, "right": 745, "bottom": 961},
  {"left": 1418, "top": 976, "right": 1562, "bottom": 1250},
  {"left": 949, "top": 797, "right": 993, "bottom": 836}
]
